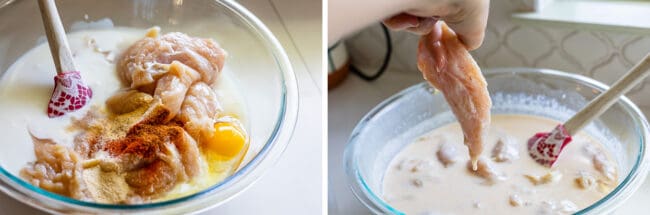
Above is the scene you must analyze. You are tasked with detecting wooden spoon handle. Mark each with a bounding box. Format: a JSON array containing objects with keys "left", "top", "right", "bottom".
[
  {"left": 564, "top": 52, "right": 650, "bottom": 134},
  {"left": 38, "top": 0, "right": 76, "bottom": 73}
]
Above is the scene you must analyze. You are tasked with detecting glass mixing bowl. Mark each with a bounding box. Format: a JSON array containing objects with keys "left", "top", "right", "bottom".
[
  {"left": 345, "top": 68, "right": 650, "bottom": 214},
  {"left": 0, "top": 0, "right": 298, "bottom": 214}
]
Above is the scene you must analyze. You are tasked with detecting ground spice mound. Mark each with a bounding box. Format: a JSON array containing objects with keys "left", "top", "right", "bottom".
[
  {"left": 64, "top": 100, "right": 200, "bottom": 202},
  {"left": 102, "top": 121, "right": 198, "bottom": 198},
  {"left": 104, "top": 123, "right": 185, "bottom": 162}
]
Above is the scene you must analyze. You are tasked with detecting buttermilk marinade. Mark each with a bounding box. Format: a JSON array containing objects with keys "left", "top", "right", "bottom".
[
  {"left": 383, "top": 114, "right": 618, "bottom": 215},
  {"left": 0, "top": 27, "right": 248, "bottom": 203}
]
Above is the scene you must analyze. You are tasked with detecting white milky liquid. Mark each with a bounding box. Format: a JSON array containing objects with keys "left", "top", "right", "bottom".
[
  {"left": 0, "top": 27, "right": 246, "bottom": 179},
  {"left": 383, "top": 114, "right": 618, "bottom": 215}
]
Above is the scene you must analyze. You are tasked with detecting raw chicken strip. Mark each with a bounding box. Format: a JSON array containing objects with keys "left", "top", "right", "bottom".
[
  {"left": 120, "top": 135, "right": 197, "bottom": 198},
  {"left": 178, "top": 82, "right": 223, "bottom": 142},
  {"left": 103, "top": 105, "right": 202, "bottom": 177},
  {"left": 152, "top": 61, "right": 201, "bottom": 119},
  {"left": 574, "top": 172, "right": 596, "bottom": 190},
  {"left": 592, "top": 154, "right": 616, "bottom": 182},
  {"left": 437, "top": 142, "right": 458, "bottom": 167},
  {"left": 491, "top": 136, "right": 519, "bottom": 162},
  {"left": 118, "top": 31, "right": 225, "bottom": 119},
  {"left": 583, "top": 144, "right": 617, "bottom": 181},
  {"left": 20, "top": 134, "right": 92, "bottom": 200},
  {"left": 118, "top": 32, "right": 226, "bottom": 89},
  {"left": 466, "top": 158, "right": 505, "bottom": 183},
  {"left": 524, "top": 170, "right": 562, "bottom": 185},
  {"left": 417, "top": 22, "right": 492, "bottom": 169},
  {"left": 103, "top": 123, "right": 202, "bottom": 196}
]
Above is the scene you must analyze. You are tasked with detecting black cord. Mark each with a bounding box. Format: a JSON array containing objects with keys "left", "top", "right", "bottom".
[{"left": 350, "top": 24, "right": 392, "bottom": 81}]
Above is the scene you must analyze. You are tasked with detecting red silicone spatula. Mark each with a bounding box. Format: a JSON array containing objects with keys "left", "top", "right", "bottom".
[
  {"left": 528, "top": 53, "right": 650, "bottom": 167},
  {"left": 38, "top": 0, "right": 92, "bottom": 117}
]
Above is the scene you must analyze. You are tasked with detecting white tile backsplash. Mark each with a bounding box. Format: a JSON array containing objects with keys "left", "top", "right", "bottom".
[{"left": 344, "top": 0, "right": 650, "bottom": 116}]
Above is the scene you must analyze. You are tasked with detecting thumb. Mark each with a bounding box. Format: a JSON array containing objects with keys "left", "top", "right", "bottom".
[{"left": 444, "top": 0, "right": 489, "bottom": 50}]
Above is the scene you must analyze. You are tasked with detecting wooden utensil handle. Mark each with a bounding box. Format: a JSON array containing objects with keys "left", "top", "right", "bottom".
[
  {"left": 564, "top": 52, "right": 650, "bottom": 134},
  {"left": 38, "top": 0, "right": 76, "bottom": 73}
]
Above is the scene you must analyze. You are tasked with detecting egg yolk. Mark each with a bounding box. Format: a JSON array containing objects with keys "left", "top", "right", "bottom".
[{"left": 205, "top": 122, "right": 247, "bottom": 159}]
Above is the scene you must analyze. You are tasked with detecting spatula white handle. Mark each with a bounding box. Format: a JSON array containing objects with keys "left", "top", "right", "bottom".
[{"left": 564, "top": 53, "right": 650, "bottom": 134}]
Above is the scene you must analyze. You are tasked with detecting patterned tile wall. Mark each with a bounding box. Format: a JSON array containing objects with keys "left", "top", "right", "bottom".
[{"left": 345, "top": 0, "right": 650, "bottom": 115}]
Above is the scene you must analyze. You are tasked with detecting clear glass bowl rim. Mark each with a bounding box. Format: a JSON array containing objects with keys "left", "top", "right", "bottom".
[
  {"left": 344, "top": 68, "right": 650, "bottom": 214},
  {"left": 0, "top": 0, "right": 299, "bottom": 211}
]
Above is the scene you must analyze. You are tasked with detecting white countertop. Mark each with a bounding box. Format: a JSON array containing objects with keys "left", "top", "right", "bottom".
[
  {"left": 328, "top": 69, "right": 650, "bottom": 214},
  {"left": 0, "top": 0, "right": 323, "bottom": 214},
  {"left": 201, "top": 0, "right": 323, "bottom": 214}
]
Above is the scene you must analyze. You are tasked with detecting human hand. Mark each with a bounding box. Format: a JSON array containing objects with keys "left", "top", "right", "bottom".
[{"left": 382, "top": 0, "right": 490, "bottom": 50}]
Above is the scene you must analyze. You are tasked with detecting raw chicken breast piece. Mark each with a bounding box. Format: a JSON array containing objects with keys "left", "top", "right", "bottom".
[
  {"left": 153, "top": 61, "right": 201, "bottom": 119},
  {"left": 118, "top": 32, "right": 226, "bottom": 89},
  {"left": 178, "top": 82, "right": 223, "bottom": 142},
  {"left": 417, "top": 22, "right": 492, "bottom": 169},
  {"left": 437, "top": 142, "right": 458, "bottom": 167},
  {"left": 20, "top": 134, "right": 91, "bottom": 200},
  {"left": 466, "top": 158, "right": 505, "bottom": 183}
]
